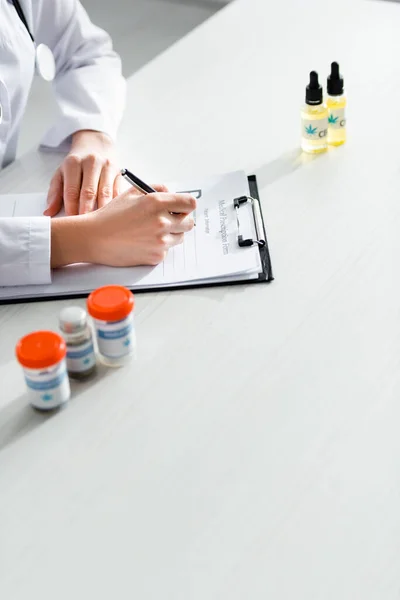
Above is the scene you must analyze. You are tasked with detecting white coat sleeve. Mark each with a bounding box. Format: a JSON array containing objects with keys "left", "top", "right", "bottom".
[
  {"left": 0, "top": 217, "right": 51, "bottom": 287},
  {"left": 32, "top": 0, "right": 126, "bottom": 151}
]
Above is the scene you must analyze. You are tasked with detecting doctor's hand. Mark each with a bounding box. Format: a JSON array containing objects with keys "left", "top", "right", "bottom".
[
  {"left": 45, "top": 130, "right": 125, "bottom": 217},
  {"left": 50, "top": 189, "right": 196, "bottom": 268}
]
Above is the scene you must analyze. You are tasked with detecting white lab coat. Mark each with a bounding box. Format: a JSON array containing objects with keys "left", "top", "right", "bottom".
[{"left": 0, "top": 0, "right": 126, "bottom": 287}]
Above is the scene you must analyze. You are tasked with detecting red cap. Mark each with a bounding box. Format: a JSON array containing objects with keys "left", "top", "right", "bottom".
[
  {"left": 87, "top": 285, "right": 134, "bottom": 322},
  {"left": 16, "top": 331, "right": 66, "bottom": 369}
]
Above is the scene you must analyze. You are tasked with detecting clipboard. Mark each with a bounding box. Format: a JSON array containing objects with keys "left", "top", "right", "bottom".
[
  {"left": 0, "top": 174, "right": 273, "bottom": 304},
  {"left": 161, "top": 174, "right": 273, "bottom": 293},
  {"left": 240, "top": 174, "right": 273, "bottom": 283}
]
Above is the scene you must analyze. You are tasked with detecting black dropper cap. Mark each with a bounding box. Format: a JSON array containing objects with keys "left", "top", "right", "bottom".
[
  {"left": 327, "top": 62, "right": 344, "bottom": 96},
  {"left": 305, "top": 71, "right": 323, "bottom": 105}
]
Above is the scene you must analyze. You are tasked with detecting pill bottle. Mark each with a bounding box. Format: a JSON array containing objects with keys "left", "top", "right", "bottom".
[
  {"left": 59, "top": 306, "right": 97, "bottom": 380},
  {"left": 87, "top": 285, "right": 135, "bottom": 367},
  {"left": 15, "top": 331, "right": 70, "bottom": 410}
]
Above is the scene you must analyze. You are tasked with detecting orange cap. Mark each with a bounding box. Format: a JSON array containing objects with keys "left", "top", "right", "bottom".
[
  {"left": 87, "top": 285, "right": 134, "bottom": 322},
  {"left": 16, "top": 331, "right": 66, "bottom": 369}
]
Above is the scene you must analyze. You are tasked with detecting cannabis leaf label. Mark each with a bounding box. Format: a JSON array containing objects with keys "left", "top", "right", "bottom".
[
  {"left": 305, "top": 124, "right": 318, "bottom": 135},
  {"left": 328, "top": 114, "right": 339, "bottom": 124}
]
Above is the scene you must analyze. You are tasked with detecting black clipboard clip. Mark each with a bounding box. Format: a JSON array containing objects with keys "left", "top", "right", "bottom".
[{"left": 233, "top": 196, "right": 266, "bottom": 248}]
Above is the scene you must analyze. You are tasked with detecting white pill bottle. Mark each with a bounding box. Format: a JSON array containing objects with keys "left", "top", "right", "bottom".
[
  {"left": 87, "top": 285, "right": 135, "bottom": 367},
  {"left": 15, "top": 331, "right": 71, "bottom": 410}
]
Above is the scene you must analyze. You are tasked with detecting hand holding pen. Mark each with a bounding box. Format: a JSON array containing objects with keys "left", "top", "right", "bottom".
[
  {"left": 51, "top": 167, "right": 196, "bottom": 270},
  {"left": 121, "top": 168, "right": 194, "bottom": 220}
]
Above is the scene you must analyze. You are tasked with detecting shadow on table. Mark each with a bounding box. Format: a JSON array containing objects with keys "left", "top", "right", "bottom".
[
  {"left": 165, "top": 280, "right": 262, "bottom": 305},
  {"left": 0, "top": 363, "right": 112, "bottom": 453},
  {"left": 253, "top": 147, "right": 327, "bottom": 188}
]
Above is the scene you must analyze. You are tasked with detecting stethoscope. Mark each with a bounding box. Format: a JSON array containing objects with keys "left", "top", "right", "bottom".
[
  {"left": 12, "top": 0, "right": 56, "bottom": 81},
  {"left": 0, "top": 1, "right": 56, "bottom": 125}
]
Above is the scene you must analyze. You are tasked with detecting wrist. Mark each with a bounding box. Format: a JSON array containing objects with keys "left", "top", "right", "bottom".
[
  {"left": 71, "top": 129, "right": 115, "bottom": 152},
  {"left": 51, "top": 215, "right": 95, "bottom": 268}
]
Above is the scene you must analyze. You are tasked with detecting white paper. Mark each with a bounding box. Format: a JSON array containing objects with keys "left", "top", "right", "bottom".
[
  {"left": 0, "top": 171, "right": 263, "bottom": 300},
  {"left": 12, "top": 194, "right": 48, "bottom": 217}
]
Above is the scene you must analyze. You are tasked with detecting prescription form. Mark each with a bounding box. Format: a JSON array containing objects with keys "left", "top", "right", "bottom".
[{"left": 0, "top": 171, "right": 263, "bottom": 300}]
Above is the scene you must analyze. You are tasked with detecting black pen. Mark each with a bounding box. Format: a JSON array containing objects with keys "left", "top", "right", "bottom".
[
  {"left": 120, "top": 168, "right": 157, "bottom": 194},
  {"left": 121, "top": 167, "right": 196, "bottom": 223}
]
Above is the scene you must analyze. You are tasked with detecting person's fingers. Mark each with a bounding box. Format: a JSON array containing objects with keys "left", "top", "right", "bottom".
[
  {"left": 62, "top": 154, "right": 83, "bottom": 216},
  {"left": 44, "top": 168, "right": 63, "bottom": 216},
  {"left": 169, "top": 214, "right": 195, "bottom": 234},
  {"left": 97, "top": 162, "right": 117, "bottom": 209},
  {"left": 152, "top": 193, "right": 197, "bottom": 214},
  {"left": 79, "top": 154, "right": 103, "bottom": 214},
  {"left": 113, "top": 173, "right": 128, "bottom": 198},
  {"left": 152, "top": 184, "right": 169, "bottom": 192},
  {"left": 163, "top": 233, "right": 185, "bottom": 249}
]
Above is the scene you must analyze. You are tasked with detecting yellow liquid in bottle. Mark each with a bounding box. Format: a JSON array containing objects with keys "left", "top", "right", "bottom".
[
  {"left": 327, "top": 94, "right": 346, "bottom": 146},
  {"left": 301, "top": 104, "right": 328, "bottom": 154}
]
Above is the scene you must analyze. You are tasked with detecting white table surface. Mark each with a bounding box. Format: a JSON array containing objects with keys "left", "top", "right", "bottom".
[{"left": 1, "top": 0, "right": 400, "bottom": 598}]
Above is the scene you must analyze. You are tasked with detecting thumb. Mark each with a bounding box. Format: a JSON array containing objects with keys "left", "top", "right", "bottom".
[
  {"left": 44, "top": 168, "right": 63, "bottom": 216},
  {"left": 152, "top": 184, "right": 169, "bottom": 193}
]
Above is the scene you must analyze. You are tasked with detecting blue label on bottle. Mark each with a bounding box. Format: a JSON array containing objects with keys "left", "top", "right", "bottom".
[
  {"left": 98, "top": 324, "right": 132, "bottom": 340},
  {"left": 67, "top": 343, "right": 95, "bottom": 360},
  {"left": 25, "top": 370, "right": 67, "bottom": 391}
]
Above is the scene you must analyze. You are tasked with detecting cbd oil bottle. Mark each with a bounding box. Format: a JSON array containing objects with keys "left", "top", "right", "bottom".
[{"left": 301, "top": 71, "right": 328, "bottom": 154}]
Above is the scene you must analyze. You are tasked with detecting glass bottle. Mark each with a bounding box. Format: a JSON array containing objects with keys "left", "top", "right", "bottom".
[
  {"left": 301, "top": 71, "right": 328, "bottom": 154},
  {"left": 59, "top": 306, "right": 97, "bottom": 380}
]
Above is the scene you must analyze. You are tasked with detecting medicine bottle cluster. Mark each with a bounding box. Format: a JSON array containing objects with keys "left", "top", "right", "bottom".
[
  {"left": 301, "top": 62, "right": 346, "bottom": 154},
  {"left": 15, "top": 285, "right": 135, "bottom": 411}
]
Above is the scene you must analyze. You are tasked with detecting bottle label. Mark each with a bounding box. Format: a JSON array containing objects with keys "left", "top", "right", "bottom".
[
  {"left": 328, "top": 107, "right": 346, "bottom": 129},
  {"left": 24, "top": 361, "right": 70, "bottom": 410},
  {"left": 302, "top": 117, "right": 328, "bottom": 140},
  {"left": 66, "top": 340, "right": 96, "bottom": 373},
  {"left": 95, "top": 318, "right": 135, "bottom": 359}
]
